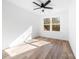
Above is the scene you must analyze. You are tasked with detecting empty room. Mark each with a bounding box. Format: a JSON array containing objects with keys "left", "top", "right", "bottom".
[{"left": 2, "top": 0, "right": 76, "bottom": 59}]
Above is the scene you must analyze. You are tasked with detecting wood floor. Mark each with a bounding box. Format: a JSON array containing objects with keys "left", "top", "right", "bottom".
[{"left": 3, "top": 36, "right": 75, "bottom": 59}]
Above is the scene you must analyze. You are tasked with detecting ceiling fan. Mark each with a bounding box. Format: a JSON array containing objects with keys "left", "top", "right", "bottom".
[{"left": 33, "top": 0, "right": 53, "bottom": 12}]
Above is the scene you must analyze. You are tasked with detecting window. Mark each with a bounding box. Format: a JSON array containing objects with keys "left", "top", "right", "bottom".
[{"left": 44, "top": 18, "right": 60, "bottom": 31}]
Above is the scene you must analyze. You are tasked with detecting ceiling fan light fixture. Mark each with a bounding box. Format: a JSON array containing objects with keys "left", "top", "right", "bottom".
[{"left": 42, "top": 9, "right": 44, "bottom": 12}]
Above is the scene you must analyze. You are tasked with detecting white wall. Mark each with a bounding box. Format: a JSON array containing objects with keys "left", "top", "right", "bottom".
[
  {"left": 69, "top": 0, "right": 76, "bottom": 56},
  {"left": 2, "top": 0, "right": 41, "bottom": 49},
  {"left": 40, "top": 10, "right": 69, "bottom": 40}
]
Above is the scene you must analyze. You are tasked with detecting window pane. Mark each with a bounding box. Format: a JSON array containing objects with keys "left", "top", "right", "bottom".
[
  {"left": 52, "top": 25, "right": 60, "bottom": 31},
  {"left": 44, "top": 25, "right": 50, "bottom": 31},
  {"left": 52, "top": 18, "right": 60, "bottom": 24},
  {"left": 44, "top": 18, "right": 50, "bottom": 24}
]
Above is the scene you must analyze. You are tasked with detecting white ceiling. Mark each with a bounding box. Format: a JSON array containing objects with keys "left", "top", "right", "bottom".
[{"left": 7, "top": 0, "right": 74, "bottom": 15}]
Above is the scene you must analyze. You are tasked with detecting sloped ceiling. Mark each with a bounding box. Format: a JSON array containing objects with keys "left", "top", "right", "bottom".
[{"left": 6, "top": 0, "right": 73, "bottom": 15}]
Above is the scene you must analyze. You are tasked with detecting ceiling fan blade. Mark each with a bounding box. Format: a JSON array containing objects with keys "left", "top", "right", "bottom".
[
  {"left": 33, "top": 2, "right": 41, "bottom": 6},
  {"left": 34, "top": 8, "right": 41, "bottom": 10},
  {"left": 45, "top": 7, "right": 53, "bottom": 9},
  {"left": 44, "top": 0, "right": 51, "bottom": 6}
]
